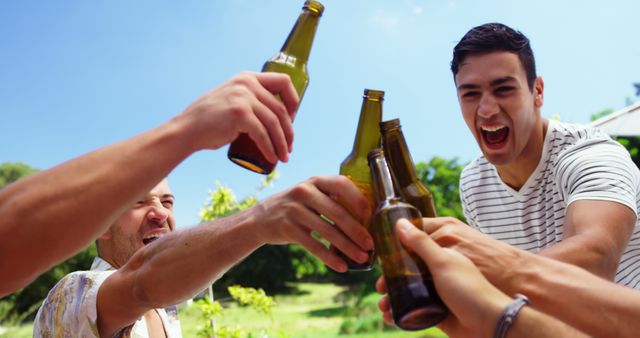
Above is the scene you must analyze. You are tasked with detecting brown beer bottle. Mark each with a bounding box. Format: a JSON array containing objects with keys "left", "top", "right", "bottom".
[
  {"left": 227, "top": 1, "right": 324, "bottom": 174},
  {"left": 329, "top": 89, "right": 384, "bottom": 271},
  {"left": 368, "top": 149, "right": 447, "bottom": 330},
  {"left": 381, "top": 118, "right": 437, "bottom": 218}
]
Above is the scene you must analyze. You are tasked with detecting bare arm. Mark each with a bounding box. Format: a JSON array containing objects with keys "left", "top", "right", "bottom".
[
  {"left": 515, "top": 247, "right": 640, "bottom": 338},
  {"left": 0, "top": 122, "right": 192, "bottom": 296},
  {"left": 97, "top": 210, "right": 265, "bottom": 336},
  {"left": 423, "top": 217, "right": 640, "bottom": 337},
  {"left": 538, "top": 199, "right": 636, "bottom": 280},
  {"left": 377, "top": 219, "right": 588, "bottom": 338},
  {"left": 0, "top": 72, "right": 299, "bottom": 296},
  {"left": 96, "top": 175, "right": 374, "bottom": 337},
  {"left": 503, "top": 307, "right": 588, "bottom": 338}
]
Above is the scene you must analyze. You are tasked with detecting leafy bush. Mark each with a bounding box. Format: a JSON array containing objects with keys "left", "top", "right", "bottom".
[
  {"left": 195, "top": 285, "right": 287, "bottom": 338},
  {"left": 337, "top": 292, "right": 394, "bottom": 335},
  {"left": 227, "top": 285, "right": 275, "bottom": 315}
]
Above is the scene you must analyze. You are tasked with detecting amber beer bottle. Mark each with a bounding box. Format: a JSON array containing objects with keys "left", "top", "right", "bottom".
[
  {"left": 227, "top": 1, "right": 324, "bottom": 174},
  {"left": 368, "top": 149, "right": 447, "bottom": 330},
  {"left": 329, "top": 89, "right": 384, "bottom": 271},
  {"left": 381, "top": 118, "right": 437, "bottom": 218}
]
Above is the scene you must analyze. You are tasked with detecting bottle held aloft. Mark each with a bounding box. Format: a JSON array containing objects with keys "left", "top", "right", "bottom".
[
  {"left": 329, "top": 88, "right": 385, "bottom": 271},
  {"left": 228, "top": 1, "right": 324, "bottom": 174},
  {"left": 380, "top": 118, "right": 437, "bottom": 218},
  {"left": 367, "top": 149, "right": 448, "bottom": 330}
]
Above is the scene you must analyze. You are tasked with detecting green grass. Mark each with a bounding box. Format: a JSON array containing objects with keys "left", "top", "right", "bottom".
[
  {"left": 1, "top": 283, "right": 448, "bottom": 338},
  {"left": 0, "top": 324, "right": 32, "bottom": 338},
  {"left": 181, "top": 282, "right": 447, "bottom": 337}
]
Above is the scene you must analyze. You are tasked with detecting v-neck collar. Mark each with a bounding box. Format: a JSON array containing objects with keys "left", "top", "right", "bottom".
[{"left": 493, "top": 120, "right": 556, "bottom": 200}]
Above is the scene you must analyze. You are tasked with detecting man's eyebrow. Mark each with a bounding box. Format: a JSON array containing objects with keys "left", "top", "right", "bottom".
[
  {"left": 457, "top": 83, "right": 479, "bottom": 91},
  {"left": 161, "top": 194, "right": 175, "bottom": 200},
  {"left": 457, "top": 76, "right": 517, "bottom": 91},
  {"left": 490, "top": 76, "right": 516, "bottom": 86}
]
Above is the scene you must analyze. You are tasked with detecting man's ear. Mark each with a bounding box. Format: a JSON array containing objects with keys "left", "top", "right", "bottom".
[{"left": 534, "top": 76, "right": 544, "bottom": 108}]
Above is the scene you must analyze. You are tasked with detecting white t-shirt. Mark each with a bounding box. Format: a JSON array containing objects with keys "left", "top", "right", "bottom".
[
  {"left": 460, "top": 120, "right": 640, "bottom": 288},
  {"left": 33, "top": 257, "right": 183, "bottom": 337}
]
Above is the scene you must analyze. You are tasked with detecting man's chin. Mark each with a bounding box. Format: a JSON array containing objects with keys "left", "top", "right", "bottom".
[{"left": 481, "top": 148, "right": 512, "bottom": 166}]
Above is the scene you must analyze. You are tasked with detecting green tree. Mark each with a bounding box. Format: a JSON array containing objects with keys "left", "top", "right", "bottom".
[
  {"left": 0, "top": 162, "right": 38, "bottom": 188},
  {"left": 0, "top": 162, "right": 96, "bottom": 324},
  {"left": 416, "top": 156, "right": 465, "bottom": 221}
]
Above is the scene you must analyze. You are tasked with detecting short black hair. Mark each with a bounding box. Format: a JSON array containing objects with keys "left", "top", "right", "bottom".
[{"left": 451, "top": 23, "right": 537, "bottom": 90}]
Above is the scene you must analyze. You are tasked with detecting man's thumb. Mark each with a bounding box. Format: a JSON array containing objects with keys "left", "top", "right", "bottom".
[{"left": 395, "top": 218, "right": 440, "bottom": 264}]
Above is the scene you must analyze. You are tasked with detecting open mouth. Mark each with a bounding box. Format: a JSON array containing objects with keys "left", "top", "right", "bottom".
[
  {"left": 142, "top": 233, "right": 165, "bottom": 245},
  {"left": 481, "top": 125, "right": 509, "bottom": 147}
]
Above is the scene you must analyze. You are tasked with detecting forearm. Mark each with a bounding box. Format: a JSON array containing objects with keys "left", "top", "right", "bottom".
[
  {"left": 542, "top": 200, "right": 637, "bottom": 281},
  {"left": 117, "top": 207, "right": 264, "bottom": 309},
  {"left": 516, "top": 252, "right": 640, "bottom": 338},
  {"left": 505, "top": 306, "right": 588, "bottom": 338},
  {"left": 0, "top": 117, "right": 195, "bottom": 295},
  {"left": 538, "top": 233, "right": 618, "bottom": 280},
  {"left": 466, "top": 278, "right": 588, "bottom": 338}
]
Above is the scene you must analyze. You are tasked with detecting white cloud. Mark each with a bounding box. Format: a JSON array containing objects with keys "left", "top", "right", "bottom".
[{"left": 369, "top": 10, "right": 400, "bottom": 31}]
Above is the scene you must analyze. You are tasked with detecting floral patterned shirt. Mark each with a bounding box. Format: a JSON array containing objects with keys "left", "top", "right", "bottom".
[{"left": 33, "top": 257, "right": 182, "bottom": 337}]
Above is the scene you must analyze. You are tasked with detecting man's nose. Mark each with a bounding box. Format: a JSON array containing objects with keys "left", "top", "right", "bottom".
[
  {"left": 477, "top": 94, "right": 499, "bottom": 118},
  {"left": 146, "top": 204, "right": 169, "bottom": 224}
]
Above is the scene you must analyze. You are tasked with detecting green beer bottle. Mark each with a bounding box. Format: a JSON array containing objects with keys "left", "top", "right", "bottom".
[
  {"left": 381, "top": 119, "right": 437, "bottom": 218},
  {"left": 228, "top": 1, "right": 324, "bottom": 174},
  {"left": 368, "top": 149, "right": 447, "bottom": 331},
  {"left": 330, "top": 89, "right": 384, "bottom": 271}
]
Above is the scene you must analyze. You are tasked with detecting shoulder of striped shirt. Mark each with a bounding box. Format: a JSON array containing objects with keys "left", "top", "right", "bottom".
[
  {"left": 461, "top": 156, "right": 488, "bottom": 175},
  {"left": 552, "top": 120, "right": 612, "bottom": 143}
]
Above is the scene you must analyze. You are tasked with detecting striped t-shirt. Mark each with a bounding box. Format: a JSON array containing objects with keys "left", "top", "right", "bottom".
[{"left": 460, "top": 120, "right": 640, "bottom": 288}]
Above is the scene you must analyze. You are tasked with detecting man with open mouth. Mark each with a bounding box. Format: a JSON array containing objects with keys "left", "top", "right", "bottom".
[
  {"left": 33, "top": 175, "right": 373, "bottom": 337},
  {"left": 451, "top": 22, "right": 640, "bottom": 290},
  {"left": 378, "top": 22, "right": 640, "bottom": 338}
]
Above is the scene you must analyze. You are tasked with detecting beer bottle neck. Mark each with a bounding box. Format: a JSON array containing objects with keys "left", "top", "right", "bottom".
[
  {"left": 369, "top": 153, "right": 398, "bottom": 204},
  {"left": 351, "top": 98, "right": 382, "bottom": 157},
  {"left": 382, "top": 128, "right": 420, "bottom": 187},
  {"left": 279, "top": 9, "right": 321, "bottom": 64}
]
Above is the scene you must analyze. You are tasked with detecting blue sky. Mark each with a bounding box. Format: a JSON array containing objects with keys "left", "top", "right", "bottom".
[{"left": 2, "top": 0, "right": 638, "bottom": 228}]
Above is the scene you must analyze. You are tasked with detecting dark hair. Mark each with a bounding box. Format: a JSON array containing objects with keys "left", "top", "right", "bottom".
[{"left": 451, "top": 23, "right": 537, "bottom": 90}]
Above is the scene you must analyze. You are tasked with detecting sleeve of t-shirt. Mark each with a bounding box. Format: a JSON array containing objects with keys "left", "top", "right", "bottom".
[
  {"left": 459, "top": 170, "right": 478, "bottom": 228},
  {"left": 556, "top": 137, "right": 640, "bottom": 218},
  {"left": 33, "top": 270, "right": 114, "bottom": 338}
]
